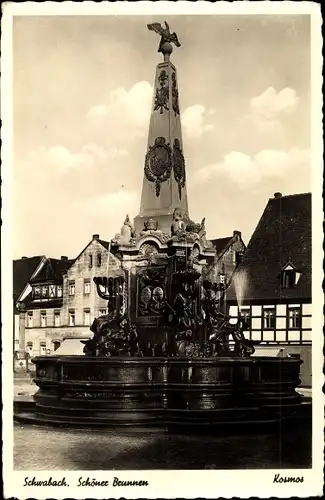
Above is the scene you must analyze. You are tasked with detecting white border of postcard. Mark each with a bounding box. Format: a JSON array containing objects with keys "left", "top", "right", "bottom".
[{"left": 2, "top": 2, "right": 323, "bottom": 498}]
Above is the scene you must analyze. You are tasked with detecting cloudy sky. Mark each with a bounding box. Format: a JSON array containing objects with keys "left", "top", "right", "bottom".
[{"left": 13, "top": 14, "right": 311, "bottom": 259}]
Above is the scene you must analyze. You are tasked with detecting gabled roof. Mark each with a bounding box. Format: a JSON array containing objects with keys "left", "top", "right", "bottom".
[
  {"left": 30, "top": 258, "right": 74, "bottom": 284},
  {"left": 98, "top": 239, "right": 110, "bottom": 250},
  {"left": 72, "top": 236, "right": 110, "bottom": 265},
  {"left": 211, "top": 236, "right": 233, "bottom": 255},
  {"left": 227, "top": 193, "right": 311, "bottom": 302},
  {"left": 13, "top": 256, "right": 44, "bottom": 303}
]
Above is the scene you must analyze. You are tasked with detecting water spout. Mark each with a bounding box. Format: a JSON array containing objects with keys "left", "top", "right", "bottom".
[{"left": 233, "top": 270, "right": 247, "bottom": 310}]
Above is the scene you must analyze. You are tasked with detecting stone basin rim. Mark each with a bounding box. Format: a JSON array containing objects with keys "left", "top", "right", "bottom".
[{"left": 32, "top": 355, "right": 302, "bottom": 365}]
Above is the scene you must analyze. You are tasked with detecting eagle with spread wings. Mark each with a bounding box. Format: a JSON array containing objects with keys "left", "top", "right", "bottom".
[{"left": 147, "top": 21, "right": 181, "bottom": 53}]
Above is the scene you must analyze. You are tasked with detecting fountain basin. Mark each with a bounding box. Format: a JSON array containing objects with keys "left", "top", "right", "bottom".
[{"left": 13, "top": 355, "right": 310, "bottom": 429}]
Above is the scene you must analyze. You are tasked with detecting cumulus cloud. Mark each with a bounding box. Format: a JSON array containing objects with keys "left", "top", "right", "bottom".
[
  {"left": 88, "top": 83, "right": 216, "bottom": 141},
  {"left": 20, "top": 143, "right": 130, "bottom": 180},
  {"left": 23, "top": 143, "right": 109, "bottom": 177},
  {"left": 109, "top": 148, "right": 129, "bottom": 159},
  {"left": 235, "top": 87, "right": 300, "bottom": 150},
  {"left": 250, "top": 87, "right": 299, "bottom": 121},
  {"left": 193, "top": 148, "right": 310, "bottom": 187},
  {"left": 181, "top": 104, "right": 215, "bottom": 138},
  {"left": 85, "top": 189, "right": 139, "bottom": 217},
  {"left": 87, "top": 81, "right": 152, "bottom": 130}
]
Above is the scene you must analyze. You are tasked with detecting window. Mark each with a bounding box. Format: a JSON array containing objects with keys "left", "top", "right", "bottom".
[
  {"left": 89, "top": 254, "right": 93, "bottom": 267},
  {"left": 282, "top": 270, "right": 295, "bottom": 288},
  {"left": 84, "top": 280, "right": 91, "bottom": 294},
  {"left": 57, "top": 285, "right": 63, "bottom": 297},
  {"left": 99, "top": 308, "right": 106, "bottom": 316},
  {"left": 235, "top": 251, "right": 243, "bottom": 266},
  {"left": 27, "top": 341, "right": 33, "bottom": 354},
  {"left": 83, "top": 309, "right": 90, "bottom": 326},
  {"left": 53, "top": 341, "right": 61, "bottom": 352},
  {"left": 69, "top": 310, "right": 75, "bottom": 326},
  {"left": 40, "top": 342, "right": 47, "bottom": 355},
  {"left": 49, "top": 284, "right": 56, "bottom": 297},
  {"left": 239, "top": 308, "right": 251, "bottom": 329},
  {"left": 27, "top": 312, "right": 33, "bottom": 328},
  {"left": 97, "top": 253, "right": 102, "bottom": 267},
  {"left": 281, "top": 263, "right": 301, "bottom": 289},
  {"left": 41, "top": 286, "right": 48, "bottom": 298},
  {"left": 263, "top": 308, "right": 275, "bottom": 329},
  {"left": 54, "top": 311, "right": 60, "bottom": 327},
  {"left": 69, "top": 281, "right": 75, "bottom": 296},
  {"left": 40, "top": 311, "right": 47, "bottom": 327},
  {"left": 288, "top": 307, "right": 302, "bottom": 329}
]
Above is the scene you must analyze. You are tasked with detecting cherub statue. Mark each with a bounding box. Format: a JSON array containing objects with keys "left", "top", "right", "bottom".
[
  {"left": 171, "top": 208, "right": 186, "bottom": 236},
  {"left": 119, "top": 214, "right": 135, "bottom": 245}
]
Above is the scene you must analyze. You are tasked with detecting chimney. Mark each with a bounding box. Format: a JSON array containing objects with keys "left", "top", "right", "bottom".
[
  {"left": 21, "top": 256, "right": 27, "bottom": 260},
  {"left": 92, "top": 234, "right": 99, "bottom": 240},
  {"left": 61, "top": 256, "right": 68, "bottom": 261},
  {"left": 233, "top": 230, "right": 241, "bottom": 239},
  {"left": 274, "top": 192, "right": 282, "bottom": 198}
]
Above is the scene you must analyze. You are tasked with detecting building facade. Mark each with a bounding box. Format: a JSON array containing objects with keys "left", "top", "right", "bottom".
[
  {"left": 226, "top": 192, "right": 312, "bottom": 386},
  {"left": 14, "top": 234, "right": 121, "bottom": 358},
  {"left": 60, "top": 234, "right": 120, "bottom": 340},
  {"left": 211, "top": 230, "right": 245, "bottom": 284},
  {"left": 21, "top": 256, "right": 73, "bottom": 357},
  {"left": 13, "top": 255, "right": 46, "bottom": 358}
]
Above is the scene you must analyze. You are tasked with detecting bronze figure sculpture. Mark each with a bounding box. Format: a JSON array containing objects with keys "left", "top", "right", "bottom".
[{"left": 147, "top": 21, "right": 181, "bottom": 53}]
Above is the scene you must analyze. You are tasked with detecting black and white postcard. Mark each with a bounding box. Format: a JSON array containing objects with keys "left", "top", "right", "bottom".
[{"left": 2, "top": 1, "right": 323, "bottom": 498}]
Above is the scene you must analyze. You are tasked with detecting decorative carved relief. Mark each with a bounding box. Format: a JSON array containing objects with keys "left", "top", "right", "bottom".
[
  {"left": 143, "top": 218, "right": 159, "bottom": 231},
  {"left": 171, "top": 73, "right": 180, "bottom": 115},
  {"left": 172, "top": 139, "right": 186, "bottom": 199},
  {"left": 144, "top": 137, "right": 172, "bottom": 196},
  {"left": 137, "top": 267, "right": 166, "bottom": 317},
  {"left": 154, "top": 70, "right": 169, "bottom": 114},
  {"left": 139, "top": 243, "right": 159, "bottom": 264}
]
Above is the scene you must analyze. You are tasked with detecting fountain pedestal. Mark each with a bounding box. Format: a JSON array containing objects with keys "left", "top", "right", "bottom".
[{"left": 13, "top": 354, "right": 310, "bottom": 429}]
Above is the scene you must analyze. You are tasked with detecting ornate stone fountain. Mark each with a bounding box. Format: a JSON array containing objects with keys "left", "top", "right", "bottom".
[
  {"left": 27, "top": 229, "right": 303, "bottom": 428},
  {"left": 17, "top": 22, "right": 306, "bottom": 429}
]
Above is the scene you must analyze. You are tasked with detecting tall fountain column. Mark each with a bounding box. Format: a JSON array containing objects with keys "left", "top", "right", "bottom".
[{"left": 134, "top": 23, "right": 189, "bottom": 234}]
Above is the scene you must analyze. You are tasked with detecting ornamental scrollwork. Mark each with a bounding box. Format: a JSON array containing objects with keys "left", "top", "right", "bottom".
[
  {"left": 172, "top": 139, "right": 186, "bottom": 199},
  {"left": 144, "top": 137, "right": 172, "bottom": 197},
  {"left": 171, "top": 73, "right": 180, "bottom": 116},
  {"left": 154, "top": 70, "right": 169, "bottom": 114}
]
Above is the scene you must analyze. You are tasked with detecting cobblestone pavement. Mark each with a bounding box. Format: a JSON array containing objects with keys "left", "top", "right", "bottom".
[{"left": 14, "top": 423, "right": 311, "bottom": 470}]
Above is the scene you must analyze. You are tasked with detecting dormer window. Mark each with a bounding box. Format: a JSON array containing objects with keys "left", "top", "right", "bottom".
[{"left": 281, "top": 263, "right": 301, "bottom": 289}]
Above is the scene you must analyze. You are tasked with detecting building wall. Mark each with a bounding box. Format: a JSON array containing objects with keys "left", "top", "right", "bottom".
[
  {"left": 228, "top": 302, "right": 312, "bottom": 343},
  {"left": 228, "top": 301, "right": 312, "bottom": 387},
  {"left": 214, "top": 240, "right": 245, "bottom": 283},
  {"left": 14, "top": 313, "right": 20, "bottom": 353},
  {"left": 62, "top": 240, "right": 121, "bottom": 329},
  {"left": 21, "top": 240, "right": 122, "bottom": 355}
]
